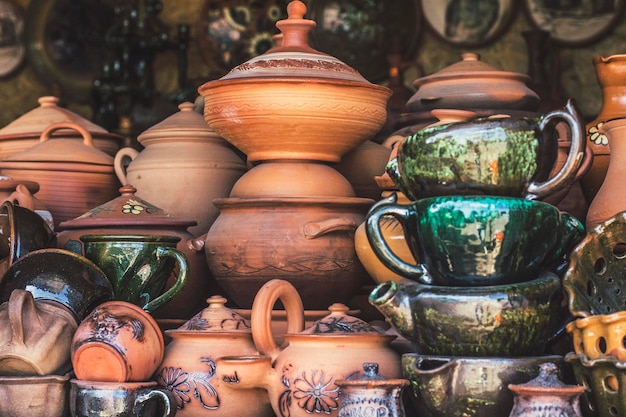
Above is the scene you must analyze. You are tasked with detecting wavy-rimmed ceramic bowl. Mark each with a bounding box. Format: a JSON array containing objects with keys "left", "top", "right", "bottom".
[{"left": 0, "top": 373, "right": 70, "bottom": 417}]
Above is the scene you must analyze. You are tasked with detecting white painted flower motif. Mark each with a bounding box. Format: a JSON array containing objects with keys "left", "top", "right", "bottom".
[{"left": 588, "top": 122, "right": 609, "bottom": 146}]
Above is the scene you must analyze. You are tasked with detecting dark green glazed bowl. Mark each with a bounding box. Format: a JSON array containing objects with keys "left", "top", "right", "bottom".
[
  {"left": 366, "top": 193, "right": 584, "bottom": 287},
  {"left": 387, "top": 100, "right": 585, "bottom": 201}
]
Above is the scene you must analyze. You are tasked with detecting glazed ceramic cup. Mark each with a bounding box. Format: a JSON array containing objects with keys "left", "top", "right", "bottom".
[
  {"left": 387, "top": 99, "right": 585, "bottom": 201},
  {"left": 80, "top": 234, "right": 189, "bottom": 313},
  {"left": 71, "top": 300, "right": 165, "bottom": 382},
  {"left": 366, "top": 193, "right": 584, "bottom": 286},
  {"left": 70, "top": 379, "right": 176, "bottom": 417}
]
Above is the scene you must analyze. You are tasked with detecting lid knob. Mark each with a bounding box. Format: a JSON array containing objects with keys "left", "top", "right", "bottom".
[{"left": 275, "top": 0, "right": 316, "bottom": 50}]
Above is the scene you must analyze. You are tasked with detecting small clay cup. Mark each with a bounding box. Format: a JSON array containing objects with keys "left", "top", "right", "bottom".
[
  {"left": 71, "top": 300, "right": 165, "bottom": 382},
  {"left": 70, "top": 379, "right": 176, "bottom": 417}
]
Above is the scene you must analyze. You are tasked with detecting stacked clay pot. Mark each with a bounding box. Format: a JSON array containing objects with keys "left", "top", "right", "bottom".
[{"left": 198, "top": 0, "right": 391, "bottom": 310}]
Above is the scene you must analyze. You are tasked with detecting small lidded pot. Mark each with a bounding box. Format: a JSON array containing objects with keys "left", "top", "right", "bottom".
[{"left": 154, "top": 295, "right": 276, "bottom": 417}]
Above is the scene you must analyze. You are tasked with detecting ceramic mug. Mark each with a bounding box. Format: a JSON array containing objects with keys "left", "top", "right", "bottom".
[
  {"left": 365, "top": 193, "right": 584, "bottom": 286},
  {"left": 70, "top": 379, "right": 176, "bottom": 417},
  {"left": 80, "top": 234, "right": 189, "bottom": 313}
]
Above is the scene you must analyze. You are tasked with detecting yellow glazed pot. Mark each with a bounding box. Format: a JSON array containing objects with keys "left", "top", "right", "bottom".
[{"left": 566, "top": 311, "right": 626, "bottom": 362}]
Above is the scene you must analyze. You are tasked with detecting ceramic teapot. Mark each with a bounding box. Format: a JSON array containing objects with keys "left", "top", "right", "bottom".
[{"left": 215, "top": 279, "right": 402, "bottom": 417}]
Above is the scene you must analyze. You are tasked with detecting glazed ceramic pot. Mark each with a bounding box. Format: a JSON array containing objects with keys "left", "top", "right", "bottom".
[
  {"left": 0, "top": 122, "right": 121, "bottom": 228},
  {"left": 0, "top": 373, "right": 70, "bottom": 417},
  {"left": 204, "top": 196, "right": 372, "bottom": 309},
  {"left": 70, "top": 379, "right": 176, "bottom": 417},
  {"left": 388, "top": 100, "right": 585, "bottom": 200},
  {"left": 402, "top": 354, "right": 563, "bottom": 417},
  {"left": 71, "top": 300, "right": 165, "bottom": 382},
  {"left": 215, "top": 279, "right": 402, "bottom": 417},
  {"left": 114, "top": 102, "right": 247, "bottom": 236},
  {"left": 580, "top": 55, "right": 626, "bottom": 205},
  {"left": 0, "top": 289, "right": 77, "bottom": 376},
  {"left": 0, "top": 96, "right": 123, "bottom": 158},
  {"left": 566, "top": 311, "right": 626, "bottom": 361},
  {"left": 199, "top": 1, "right": 391, "bottom": 163},
  {"left": 154, "top": 295, "right": 276, "bottom": 417},
  {"left": 369, "top": 274, "right": 566, "bottom": 357},
  {"left": 80, "top": 234, "right": 189, "bottom": 314},
  {"left": 365, "top": 194, "right": 584, "bottom": 287},
  {"left": 0, "top": 248, "right": 114, "bottom": 322},
  {"left": 56, "top": 184, "right": 213, "bottom": 320}
]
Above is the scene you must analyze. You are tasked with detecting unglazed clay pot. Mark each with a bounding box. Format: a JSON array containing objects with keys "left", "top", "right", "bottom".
[
  {"left": 199, "top": 1, "right": 391, "bottom": 163},
  {"left": 203, "top": 196, "right": 372, "bottom": 309},
  {"left": 0, "top": 373, "right": 70, "bottom": 417},
  {"left": 0, "top": 122, "right": 121, "bottom": 228},
  {"left": 215, "top": 279, "right": 402, "bottom": 417},
  {"left": 154, "top": 295, "right": 277, "bottom": 417},
  {"left": 114, "top": 102, "right": 247, "bottom": 236}
]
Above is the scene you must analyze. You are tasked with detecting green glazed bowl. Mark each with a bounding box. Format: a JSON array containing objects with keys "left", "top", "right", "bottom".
[
  {"left": 387, "top": 99, "right": 585, "bottom": 201},
  {"left": 366, "top": 193, "right": 584, "bottom": 287}
]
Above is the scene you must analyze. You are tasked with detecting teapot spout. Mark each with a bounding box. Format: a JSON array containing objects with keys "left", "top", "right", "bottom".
[{"left": 368, "top": 279, "right": 417, "bottom": 342}]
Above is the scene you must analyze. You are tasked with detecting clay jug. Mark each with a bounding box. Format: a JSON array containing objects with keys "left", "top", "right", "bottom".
[
  {"left": 154, "top": 295, "right": 279, "bottom": 417},
  {"left": 215, "top": 279, "right": 402, "bottom": 417},
  {"left": 586, "top": 118, "right": 626, "bottom": 229},
  {"left": 580, "top": 55, "right": 626, "bottom": 205}
]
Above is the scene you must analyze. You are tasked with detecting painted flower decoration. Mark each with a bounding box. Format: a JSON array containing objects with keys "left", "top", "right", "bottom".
[
  {"left": 156, "top": 367, "right": 192, "bottom": 409},
  {"left": 588, "top": 122, "right": 608, "bottom": 146},
  {"left": 292, "top": 370, "right": 340, "bottom": 414},
  {"left": 121, "top": 199, "right": 145, "bottom": 215}
]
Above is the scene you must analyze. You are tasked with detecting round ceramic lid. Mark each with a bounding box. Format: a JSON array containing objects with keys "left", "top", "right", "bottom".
[
  {"left": 137, "top": 102, "right": 222, "bottom": 144},
  {"left": 217, "top": 1, "right": 368, "bottom": 83},
  {"left": 57, "top": 184, "right": 197, "bottom": 230},
  {"left": 171, "top": 295, "right": 251, "bottom": 334},
  {"left": 300, "top": 303, "right": 383, "bottom": 335}
]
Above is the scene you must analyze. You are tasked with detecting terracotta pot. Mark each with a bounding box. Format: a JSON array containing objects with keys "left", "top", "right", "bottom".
[
  {"left": 56, "top": 184, "right": 214, "bottom": 320},
  {"left": 0, "top": 122, "right": 121, "bottom": 228},
  {"left": 198, "top": 1, "right": 391, "bottom": 163},
  {"left": 114, "top": 102, "right": 247, "bottom": 236},
  {"left": 215, "top": 279, "right": 402, "bottom": 417},
  {"left": 0, "top": 373, "right": 70, "bottom": 417},
  {"left": 204, "top": 196, "right": 372, "bottom": 309},
  {"left": 155, "top": 295, "right": 276, "bottom": 417},
  {"left": 0, "top": 96, "right": 123, "bottom": 158}
]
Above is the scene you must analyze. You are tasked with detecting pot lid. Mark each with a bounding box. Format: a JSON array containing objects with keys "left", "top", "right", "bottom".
[
  {"left": 57, "top": 184, "right": 197, "bottom": 230},
  {"left": 216, "top": 1, "right": 368, "bottom": 83},
  {"left": 170, "top": 295, "right": 251, "bottom": 334},
  {"left": 137, "top": 102, "right": 222, "bottom": 144},
  {"left": 3, "top": 122, "right": 113, "bottom": 166},
  {"left": 0, "top": 96, "right": 118, "bottom": 139},
  {"left": 300, "top": 303, "right": 384, "bottom": 335}
]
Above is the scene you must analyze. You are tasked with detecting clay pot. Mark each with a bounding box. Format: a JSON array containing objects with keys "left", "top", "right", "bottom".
[
  {"left": 0, "top": 289, "right": 77, "bottom": 376},
  {"left": 333, "top": 140, "right": 393, "bottom": 200},
  {"left": 0, "top": 122, "right": 121, "bottom": 228},
  {"left": 0, "top": 373, "right": 70, "bottom": 417},
  {"left": 114, "top": 102, "right": 247, "bottom": 236},
  {"left": 0, "top": 96, "right": 123, "bottom": 158},
  {"left": 198, "top": 1, "right": 391, "bottom": 163},
  {"left": 566, "top": 311, "right": 626, "bottom": 361},
  {"left": 56, "top": 184, "right": 213, "bottom": 320},
  {"left": 204, "top": 196, "right": 372, "bottom": 309},
  {"left": 155, "top": 295, "right": 276, "bottom": 417},
  {"left": 215, "top": 279, "right": 402, "bottom": 417},
  {"left": 71, "top": 300, "right": 164, "bottom": 382}
]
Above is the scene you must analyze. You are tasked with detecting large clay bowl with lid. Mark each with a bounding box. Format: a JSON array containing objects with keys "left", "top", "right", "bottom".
[
  {"left": 0, "top": 96, "right": 123, "bottom": 158},
  {"left": 199, "top": 1, "right": 391, "bottom": 163}
]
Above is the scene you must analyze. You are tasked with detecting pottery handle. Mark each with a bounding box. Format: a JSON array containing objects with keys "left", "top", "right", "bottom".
[
  {"left": 7, "top": 289, "right": 31, "bottom": 346},
  {"left": 6, "top": 183, "right": 35, "bottom": 211},
  {"left": 142, "top": 247, "right": 189, "bottom": 314},
  {"left": 526, "top": 99, "right": 585, "bottom": 200},
  {"left": 303, "top": 217, "right": 358, "bottom": 239},
  {"left": 135, "top": 387, "right": 177, "bottom": 417},
  {"left": 251, "top": 279, "right": 305, "bottom": 362},
  {"left": 39, "top": 122, "right": 95, "bottom": 147},
  {"left": 365, "top": 193, "right": 430, "bottom": 283},
  {"left": 114, "top": 147, "right": 139, "bottom": 185}
]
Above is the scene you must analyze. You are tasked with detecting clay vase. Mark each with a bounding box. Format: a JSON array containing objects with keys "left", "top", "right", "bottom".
[
  {"left": 580, "top": 55, "right": 626, "bottom": 205},
  {"left": 215, "top": 279, "right": 402, "bottom": 417},
  {"left": 586, "top": 118, "right": 626, "bottom": 229},
  {"left": 114, "top": 102, "right": 247, "bottom": 236},
  {"left": 154, "top": 295, "right": 276, "bottom": 417}
]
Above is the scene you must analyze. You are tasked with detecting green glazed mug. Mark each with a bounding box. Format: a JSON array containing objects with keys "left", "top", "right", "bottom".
[
  {"left": 365, "top": 193, "right": 584, "bottom": 286},
  {"left": 80, "top": 234, "right": 189, "bottom": 313}
]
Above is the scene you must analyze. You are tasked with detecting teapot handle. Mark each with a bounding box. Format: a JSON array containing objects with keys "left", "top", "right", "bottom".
[
  {"left": 39, "top": 122, "right": 95, "bottom": 147},
  {"left": 526, "top": 99, "right": 585, "bottom": 200},
  {"left": 114, "top": 147, "right": 139, "bottom": 185},
  {"left": 251, "top": 279, "right": 305, "bottom": 362},
  {"left": 8, "top": 289, "right": 31, "bottom": 345}
]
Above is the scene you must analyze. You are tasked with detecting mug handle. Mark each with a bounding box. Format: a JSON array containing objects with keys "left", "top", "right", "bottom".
[
  {"left": 142, "top": 246, "right": 189, "bottom": 313},
  {"left": 114, "top": 147, "right": 139, "bottom": 185},
  {"left": 135, "top": 387, "right": 177, "bottom": 417},
  {"left": 365, "top": 193, "right": 431, "bottom": 283},
  {"left": 526, "top": 99, "right": 585, "bottom": 200}
]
